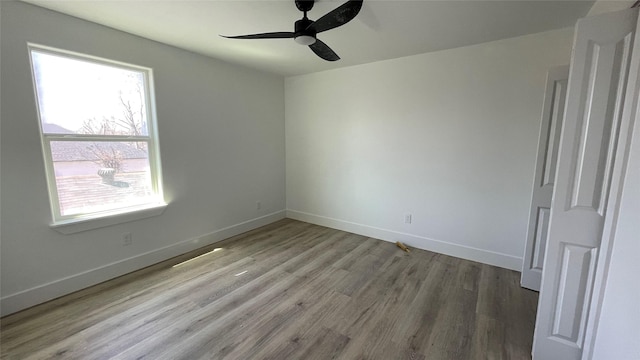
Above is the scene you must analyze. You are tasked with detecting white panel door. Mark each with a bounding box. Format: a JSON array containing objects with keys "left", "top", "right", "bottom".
[
  {"left": 521, "top": 65, "right": 569, "bottom": 291},
  {"left": 533, "top": 8, "right": 639, "bottom": 360}
]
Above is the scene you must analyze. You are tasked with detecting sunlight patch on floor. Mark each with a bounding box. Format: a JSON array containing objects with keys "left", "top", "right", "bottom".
[{"left": 172, "top": 248, "right": 223, "bottom": 268}]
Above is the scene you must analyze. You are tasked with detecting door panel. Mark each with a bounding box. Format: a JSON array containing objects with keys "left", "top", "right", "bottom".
[
  {"left": 533, "top": 8, "right": 638, "bottom": 360},
  {"left": 531, "top": 207, "right": 550, "bottom": 272},
  {"left": 568, "top": 36, "right": 633, "bottom": 213},
  {"left": 542, "top": 73, "right": 568, "bottom": 188},
  {"left": 551, "top": 244, "right": 597, "bottom": 344},
  {"left": 521, "top": 66, "right": 569, "bottom": 291}
]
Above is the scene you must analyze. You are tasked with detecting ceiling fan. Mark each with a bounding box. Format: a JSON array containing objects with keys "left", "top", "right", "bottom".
[{"left": 221, "top": 0, "right": 363, "bottom": 61}]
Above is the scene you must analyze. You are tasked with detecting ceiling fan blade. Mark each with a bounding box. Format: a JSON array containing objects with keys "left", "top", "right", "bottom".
[
  {"left": 220, "top": 32, "right": 295, "bottom": 40},
  {"left": 309, "top": 39, "right": 340, "bottom": 61},
  {"left": 309, "top": 0, "right": 363, "bottom": 34}
]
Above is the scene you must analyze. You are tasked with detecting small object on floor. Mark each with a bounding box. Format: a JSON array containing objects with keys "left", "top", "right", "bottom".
[{"left": 396, "top": 241, "right": 410, "bottom": 253}]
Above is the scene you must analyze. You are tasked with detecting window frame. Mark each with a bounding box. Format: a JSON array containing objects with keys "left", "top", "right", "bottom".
[{"left": 28, "top": 44, "right": 166, "bottom": 232}]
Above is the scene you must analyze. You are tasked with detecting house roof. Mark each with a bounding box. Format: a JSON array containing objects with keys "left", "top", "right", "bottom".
[
  {"left": 50, "top": 141, "right": 148, "bottom": 162},
  {"left": 42, "top": 123, "right": 75, "bottom": 134},
  {"left": 42, "top": 123, "right": 147, "bottom": 161}
]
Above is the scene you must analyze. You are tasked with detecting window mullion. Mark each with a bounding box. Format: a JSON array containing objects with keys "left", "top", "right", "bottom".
[{"left": 43, "top": 134, "right": 150, "bottom": 142}]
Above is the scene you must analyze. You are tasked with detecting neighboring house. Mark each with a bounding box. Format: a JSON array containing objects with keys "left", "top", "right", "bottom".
[
  {"left": 42, "top": 123, "right": 149, "bottom": 176},
  {"left": 37, "top": 124, "right": 152, "bottom": 215}
]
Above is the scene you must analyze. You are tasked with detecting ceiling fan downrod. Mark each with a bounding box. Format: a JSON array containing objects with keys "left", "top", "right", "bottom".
[{"left": 294, "top": 0, "right": 316, "bottom": 45}]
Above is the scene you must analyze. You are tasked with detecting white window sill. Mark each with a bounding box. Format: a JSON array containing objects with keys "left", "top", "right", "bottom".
[{"left": 50, "top": 203, "right": 168, "bottom": 234}]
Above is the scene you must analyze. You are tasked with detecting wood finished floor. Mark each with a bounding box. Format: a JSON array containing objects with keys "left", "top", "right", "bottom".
[{"left": 0, "top": 219, "right": 538, "bottom": 360}]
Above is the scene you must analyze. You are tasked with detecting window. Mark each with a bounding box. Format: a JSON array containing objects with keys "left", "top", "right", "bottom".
[{"left": 29, "top": 45, "right": 165, "bottom": 229}]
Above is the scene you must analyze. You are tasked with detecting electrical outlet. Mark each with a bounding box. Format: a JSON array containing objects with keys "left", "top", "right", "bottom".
[
  {"left": 122, "top": 232, "right": 132, "bottom": 246},
  {"left": 256, "top": 201, "right": 262, "bottom": 210},
  {"left": 404, "top": 213, "right": 412, "bottom": 224}
]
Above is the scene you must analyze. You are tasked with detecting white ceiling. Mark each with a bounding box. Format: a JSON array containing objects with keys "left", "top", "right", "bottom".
[{"left": 21, "top": 0, "right": 595, "bottom": 76}]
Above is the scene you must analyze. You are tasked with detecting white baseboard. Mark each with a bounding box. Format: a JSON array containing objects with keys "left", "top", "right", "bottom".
[
  {"left": 0, "top": 210, "right": 286, "bottom": 317},
  {"left": 1, "top": 209, "right": 521, "bottom": 316},
  {"left": 286, "top": 210, "right": 522, "bottom": 271}
]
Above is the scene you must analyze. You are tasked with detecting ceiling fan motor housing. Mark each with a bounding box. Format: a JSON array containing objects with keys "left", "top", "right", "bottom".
[
  {"left": 295, "top": 0, "right": 315, "bottom": 13},
  {"left": 294, "top": 17, "right": 316, "bottom": 45}
]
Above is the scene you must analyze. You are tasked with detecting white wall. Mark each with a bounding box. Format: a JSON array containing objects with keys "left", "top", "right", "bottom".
[
  {"left": 0, "top": 1, "right": 285, "bottom": 315},
  {"left": 587, "top": 0, "right": 634, "bottom": 17},
  {"left": 285, "top": 28, "right": 575, "bottom": 270}
]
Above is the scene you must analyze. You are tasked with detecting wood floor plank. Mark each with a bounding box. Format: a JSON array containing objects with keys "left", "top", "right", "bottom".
[
  {"left": 244, "top": 289, "right": 352, "bottom": 360},
  {"left": 297, "top": 326, "right": 351, "bottom": 360},
  {"left": 470, "top": 314, "right": 507, "bottom": 360},
  {"left": 338, "top": 253, "right": 440, "bottom": 359},
  {"left": 0, "top": 220, "right": 538, "bottom": 360}
]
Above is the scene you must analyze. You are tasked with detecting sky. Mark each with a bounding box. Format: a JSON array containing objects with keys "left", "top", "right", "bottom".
[{"left": 31, "top": 50, "right": 148, "bottom": 135}]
